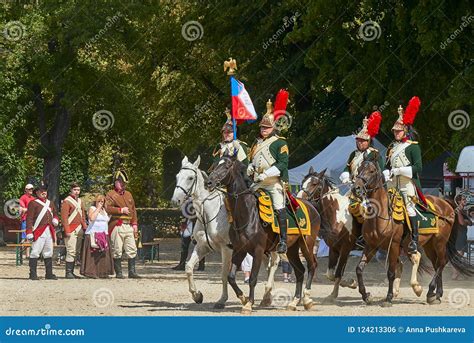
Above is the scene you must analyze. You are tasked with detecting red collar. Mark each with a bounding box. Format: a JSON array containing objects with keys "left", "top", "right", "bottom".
[
  {"left": 69, "top": 194, "right": 77, "bottom": 200},
  {"left": 114, "top": 188, "right": 125, "bottom": 195}
]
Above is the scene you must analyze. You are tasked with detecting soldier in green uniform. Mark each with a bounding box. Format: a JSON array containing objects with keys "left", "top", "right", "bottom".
[
  {"left": 247, "top": 100, "right": 289, "bottom": 254},
  {"left": 383, "top": 97, "right": 422, "bottom": 254},
  {"left": 340, "top": 111, "right": 384, "bottom": 184}
]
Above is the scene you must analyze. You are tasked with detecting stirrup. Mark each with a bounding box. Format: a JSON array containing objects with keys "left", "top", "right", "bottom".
[{"left": 277, "top": 242, "right": 287, "bottom": 254}]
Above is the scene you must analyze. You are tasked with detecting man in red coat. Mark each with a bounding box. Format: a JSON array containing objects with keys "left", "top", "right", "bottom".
[{"left": 26, "top": 183, "right": 59, "bottom": 280}]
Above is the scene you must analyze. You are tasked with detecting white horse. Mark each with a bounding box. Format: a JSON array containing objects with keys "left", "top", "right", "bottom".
[{"left": 171, "top": 156, "right": 279, "bottom": 309}]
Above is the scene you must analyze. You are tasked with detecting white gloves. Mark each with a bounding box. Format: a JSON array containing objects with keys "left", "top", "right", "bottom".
[
  {"left": 339, "top": 171, "right": 350, "bottom": 184},
  {"left": 392, "top": 166, "right": 413, "bottom": 178},
  {"left": 52, "top": 218, "right": 59, "bottom": 226},
  {"left": 382, "top": 170, "right": 391, "bottom": 182},
  {"left": 255, "top": 166, "right": 281, "bottom": 182},
  {"left": 247, "top": 164, "right": 255, "bottom": 177},
  {"left": 26, "top": 233, "right": 33, "bottom": 241}
]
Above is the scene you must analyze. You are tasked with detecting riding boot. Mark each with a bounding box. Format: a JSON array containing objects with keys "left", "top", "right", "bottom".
[
  {"left": 172, "top": 251, "right": 187, "bottom": 270},
  {"left": 114, "top": 258, "right": 125, "bottom": 279},
  {"left": 197, "top": 258, "right": 205, "bottom": 271},
  {"left": 128, "top": 258, "right": 141, "bottom": 278},
  {"left": 276, "top": 209, "right": 288, "bottom": 254},
  {"left": 408, "top": 216, "right": 419, "bottom": 254},
  {"left": 44, "top": 258, "right": 57, "bottom": 280},
  {"left": 65, "top": 261, "right": 74, "bottom": 279},
  {"left": 29, "top": 258, "right": 39, "bottom": 280}
]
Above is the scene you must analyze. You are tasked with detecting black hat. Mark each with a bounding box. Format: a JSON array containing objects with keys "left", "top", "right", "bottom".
[
  {"left": 114, "top": 170, "right": 129, "bottom": 183},
  {"left": 34, "top": 181, "right": 48, "bottom": 193}
]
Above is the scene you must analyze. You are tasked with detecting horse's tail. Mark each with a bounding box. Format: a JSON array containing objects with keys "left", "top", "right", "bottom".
[{"left": 445, "top": 198, "right": 474, "bottom": 277}]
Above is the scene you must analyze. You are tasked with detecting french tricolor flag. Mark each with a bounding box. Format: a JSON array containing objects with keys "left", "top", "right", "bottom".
[{"left": 231, "top": 76, "right": 257, "bottom": 124}]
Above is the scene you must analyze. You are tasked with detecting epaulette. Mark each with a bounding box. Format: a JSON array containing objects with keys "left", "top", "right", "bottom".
[
  {"left": 275, "top": 135, "right": 286, "bottom": 140},
  {"left": 238, "top": 140, "right": 249, "bottom": 147},
  {"left": 368, "top": 147, "right": 379, "bottom": 153},
  {"left": 406, "top": 140, "right": 418, "bottom": 144}
]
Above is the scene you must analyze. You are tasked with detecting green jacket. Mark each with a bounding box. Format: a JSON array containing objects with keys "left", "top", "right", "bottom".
[
  {"left": 250, "top": 135, "right": 289, "bottom": 182},
  {"left": 386, "top": 141, "right": 422, "bottom": 189},
  {"left": 344, "top": 147, "right": 384, "bottom": 176}
]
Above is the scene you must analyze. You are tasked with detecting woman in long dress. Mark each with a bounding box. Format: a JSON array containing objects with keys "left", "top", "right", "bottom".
[{"left": 80, "top": 194, "right": 114, "bottom": 278}]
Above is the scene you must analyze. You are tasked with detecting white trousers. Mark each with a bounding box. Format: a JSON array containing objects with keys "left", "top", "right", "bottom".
[{"left": 30, "top": 228, "right": 53, "bottom": 259}]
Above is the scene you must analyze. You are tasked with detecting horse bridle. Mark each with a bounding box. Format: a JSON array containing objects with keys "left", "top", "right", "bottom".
[
  {"left": 353, "top": 161, "right": 383, "bottom": 198},
  {"left": 175, "top": 167, "right": 198, "bottom": 199}
]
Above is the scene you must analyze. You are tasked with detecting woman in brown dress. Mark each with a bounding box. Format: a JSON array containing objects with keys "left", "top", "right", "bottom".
[{"left": 80, "top": 194, "right": 114, "bottom": 278}]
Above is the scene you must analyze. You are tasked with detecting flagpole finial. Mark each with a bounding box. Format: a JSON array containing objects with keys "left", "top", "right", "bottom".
[
  {"left": 223, "top": 57, "right": 237, "bottom": 75},
  {"left": 225, "top": 107, "right": 231, "bottom": 120}
]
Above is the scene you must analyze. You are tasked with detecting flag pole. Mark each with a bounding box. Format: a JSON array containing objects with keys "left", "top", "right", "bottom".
[{"left": 224, "top": 58, "right": 237, "bottom": 140}]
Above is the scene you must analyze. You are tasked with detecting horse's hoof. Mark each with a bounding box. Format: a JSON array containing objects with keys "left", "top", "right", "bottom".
[
  {"left": 287, "top": 303, "right": 297, "bottom": 311},
  {"left": 193, "top": 291, "right": 203, "bottom": 304},
  {"left": 412, "top": 285, "right": 423, "bottom": 297},
  {"left": 323, "top": 295, "right": 337, "bottom": 304},
  {"left": 303, "top": 300, "right": 314, "bottom": 310},
  {"left": 363, "top": 293, "right": 373, "bottom": 305},
  {"left": 241, "top": 302, "right": 252, "bottom": 315},
  {"left": 393, "top": 291, "right": 400, "bottom": 298},
  {"left": 427, "top": 295, "right": 441, "bottom": 305},
  {"left": 341, "top": 278, "right": 357, "bottom": 289},
  {"left": 238, "top": 295, "right": 249, "bottom": 306},
  {"left": 381, "top": 301, "right": 392, "bottom": 308},
  {"left": 213, "top": 302, "right": 225, "bottom": 309}
]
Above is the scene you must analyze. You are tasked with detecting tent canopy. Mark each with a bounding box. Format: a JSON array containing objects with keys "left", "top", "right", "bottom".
[
  {"left": 456, "top": 146, "right": 474, "bottom": 173},
  {"left": 289, "top": 135, "right": 386, "bottom": 185}
]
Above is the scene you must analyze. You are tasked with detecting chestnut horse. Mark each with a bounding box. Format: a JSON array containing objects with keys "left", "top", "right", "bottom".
[
  {"left": 352, "top": 157, "right": 473, "bottom": 306},
  {"left": 299, "top": 167, "right": 359, "bottom": 302},
  {"left": 206, "top": 155, "right": 320, "bottom": 314}
]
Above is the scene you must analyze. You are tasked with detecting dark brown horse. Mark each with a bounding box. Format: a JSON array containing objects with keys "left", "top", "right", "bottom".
[
  {"left": 300, "top": 167, "right": 359, "bottom": 302},
  {"left": 352, "top": 157, "right": 473, "bottom": 306},
  {"left": 206, "top": 155, "right": 320, "bottom": 314}
]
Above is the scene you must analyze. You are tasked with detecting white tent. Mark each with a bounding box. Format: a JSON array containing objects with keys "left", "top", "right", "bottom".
[{"left": 289, "top": 135, "right": 386, "bottom": 186}]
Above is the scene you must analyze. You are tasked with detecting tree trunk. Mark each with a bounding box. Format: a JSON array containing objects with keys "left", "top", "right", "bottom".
[{"left": 33, "top": 84, "right": 71, "bottom": 209}]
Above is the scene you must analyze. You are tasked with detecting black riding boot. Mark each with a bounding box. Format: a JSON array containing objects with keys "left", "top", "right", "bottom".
[
  {"left": 172, "top": 251, "right": 187, "bottom": 270},
  {"left": 114, "top": 258, "right": 125, "bottom": 279},
  {"left": 408, "top": 216, "right": 419, "bottom": 254},
  {"left": 29, "top": 258, "right": 39, "bottom": 280},
  {"left": 65, "top": 261, "right": 81, "bottom": 279},
  {"left": 197, "top": 257, "right": 205, "bottom": 271},
  {"left": 276, "top": 209, "right": 288, "bottom": 254},
  {"left": 44, "top": 258, "right": 57, "bottom": 280},
  {"left": 128, "top": 258, "right": 141, "bottom": 278}
]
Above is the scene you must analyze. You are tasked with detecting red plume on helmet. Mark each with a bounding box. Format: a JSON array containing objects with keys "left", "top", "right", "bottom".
[
  {"left": 367, "top": 111, "right": 382, "bottom": 138},
  {"left": 273, "top": 89, "right": 289, "bottom": 121},
  {"left": 403, "top": 96, "right": 421, "bottom": 126}
]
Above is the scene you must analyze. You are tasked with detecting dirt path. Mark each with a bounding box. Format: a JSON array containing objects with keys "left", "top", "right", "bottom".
[{"left": 1, "top": 239, "right": 472, "bottom": 316}]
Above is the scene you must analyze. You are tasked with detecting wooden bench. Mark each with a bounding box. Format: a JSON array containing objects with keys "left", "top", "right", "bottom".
[{"left": 139, "top": 239, "right": 161, "bottom": 264}]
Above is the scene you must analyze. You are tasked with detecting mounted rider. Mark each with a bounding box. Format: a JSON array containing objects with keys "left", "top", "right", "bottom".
[
  {"left": 247, "top": 100, "right": 289, "bottom": 254},
  {"left": 212, "top": 110, "right": 249, "bottom": 224},
  {"left": 212, "top": 109, "right": 249, "bottom": 165},
  {"left": 340, "top": 111, "right": 384, "bottom": 184},
  {"left": 383, "top": 96, "right": 423, "bottom": 254}
]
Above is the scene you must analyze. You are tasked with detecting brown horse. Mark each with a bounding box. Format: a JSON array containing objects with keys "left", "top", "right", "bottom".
[
  {"left": 206, "top": 155, "right": 320, "bottom": 314},
  {"left": 299, "top": 167, "right": 359, "bottom": 302},
  {"left": 352, "top": 157, "right": 473, "bottom": 306}
]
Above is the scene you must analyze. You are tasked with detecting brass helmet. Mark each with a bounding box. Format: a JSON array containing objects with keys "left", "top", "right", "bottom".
[
  {"left": 356, "top": 111, "right": 382, "bottom": 140},
  {"left": 392, "top": 105, "right": 406, "bottom": 131},
  {"left": 221, "top": 108, "right": 234, "bottom": 133},
  {"left": 392, "top": 96, "right": 421, "bottom": 131},
  {"left": 259, "top": 99, "right": 275, "bottom": 128}
]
